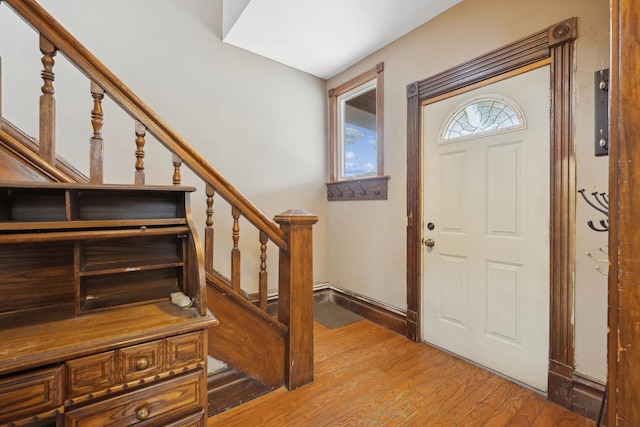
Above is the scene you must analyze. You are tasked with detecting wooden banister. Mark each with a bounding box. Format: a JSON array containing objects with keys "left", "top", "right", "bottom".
[{"left": 3, "top": 0, "right": 288, "bottom": 250}]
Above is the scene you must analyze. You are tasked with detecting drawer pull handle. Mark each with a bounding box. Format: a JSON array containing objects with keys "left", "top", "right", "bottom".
[
  {"left": 136, "top": 406, "right": 150, "bottom": 421},
  {"left": 136, "top": 357, "right": 149, "bottom": 370}
]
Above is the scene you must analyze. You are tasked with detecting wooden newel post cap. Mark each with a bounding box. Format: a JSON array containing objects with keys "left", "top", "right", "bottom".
[{"left": 274, "top": 209, "right": 318, "bottom": 225}]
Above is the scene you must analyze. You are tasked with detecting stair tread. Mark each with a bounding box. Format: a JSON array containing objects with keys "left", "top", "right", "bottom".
[
  {"left": 207, "top": 366, "right": 246, "bottom": 387},
  {"left": 207, "top": 367, "right": 274, "bottom": 416}
]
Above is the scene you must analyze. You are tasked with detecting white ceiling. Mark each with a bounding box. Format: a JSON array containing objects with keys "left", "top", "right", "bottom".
[{"left": 222, "top": 0, "right": 462, "bottom": 80}]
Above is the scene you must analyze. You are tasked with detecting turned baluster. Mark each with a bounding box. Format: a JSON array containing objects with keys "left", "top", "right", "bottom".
[
  {"left": 89, "top": 81, "right": 105, "bottom": 183},
  {"left": 231, "top": 206, "right": 241, "bottom": 291},
  {"left": 39, "top": 34, "right": 57, "bottom": 164},
  {"left": 204, "top": 184, "right": 215, "bottom": 274},
  {"left": 134, "top": 121, "right": 146, "bottom": 185},
  {"left": 172, "top": 154, "right": 182, "bottom": 185},
  {"left": 259, "top": 231, "right": 268, "bottom": 310}
]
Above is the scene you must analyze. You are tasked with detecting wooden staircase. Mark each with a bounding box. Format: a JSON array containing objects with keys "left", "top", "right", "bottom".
[{"left": 0, "top": 0, "right": 317, "bottom": 417}]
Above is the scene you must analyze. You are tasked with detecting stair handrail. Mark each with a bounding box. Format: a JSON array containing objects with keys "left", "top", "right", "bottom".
[{"left": 3, "top": 0, "right": 288, "bottom": 250}]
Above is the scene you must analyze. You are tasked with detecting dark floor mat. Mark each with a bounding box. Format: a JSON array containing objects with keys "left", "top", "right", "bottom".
[{"left": 313, "top": 300, "right": 363, "bottom": 329}]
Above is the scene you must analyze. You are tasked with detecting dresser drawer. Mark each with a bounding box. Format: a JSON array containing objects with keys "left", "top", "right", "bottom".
[
  {"left": 0, "top": 366, "right": 63, "bottom": 423},
  {"left": 64, "top": 370, "right": 204, "bottom": 427},
  {"left": 119, "top": 339, "right": 164, "bottom": 383},
  {"left": 166, "top": 331, "right": 204, "bottom": 371},
  {"left": 66, "top": 351, "right": 116, "bottom": 397}
]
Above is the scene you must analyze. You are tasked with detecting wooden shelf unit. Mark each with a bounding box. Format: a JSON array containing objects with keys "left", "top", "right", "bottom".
[{"left": 0, "top": 182, "right": 217, "bottom": 427}]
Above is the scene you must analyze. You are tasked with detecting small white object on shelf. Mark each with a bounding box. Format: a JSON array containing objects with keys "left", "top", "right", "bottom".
[{"left": 170, "top": 291, "right": 193, "bottom": 308}]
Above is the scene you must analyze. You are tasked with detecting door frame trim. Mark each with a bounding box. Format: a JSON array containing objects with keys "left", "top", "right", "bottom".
[{"left": 405, "top": 18, "right": 577, "bottom": 407}]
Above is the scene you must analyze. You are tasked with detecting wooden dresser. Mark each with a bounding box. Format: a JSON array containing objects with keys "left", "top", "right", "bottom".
[{"left": 0, "top": 182, "right": 218, "bottom": 427}]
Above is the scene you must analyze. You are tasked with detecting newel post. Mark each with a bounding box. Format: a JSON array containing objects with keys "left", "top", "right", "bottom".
[{"left": 274, "top": 208, "right": 318, "bottom": 390}]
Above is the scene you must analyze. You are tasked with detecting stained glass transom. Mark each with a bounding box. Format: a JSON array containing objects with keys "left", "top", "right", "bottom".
[{"left": 440, "top": 96, "right": 525, "bottom": 142}]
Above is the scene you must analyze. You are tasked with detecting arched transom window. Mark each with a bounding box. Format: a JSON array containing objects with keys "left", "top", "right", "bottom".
[{"left": 440, "top": 95, "right": 526, "bottom": 143}]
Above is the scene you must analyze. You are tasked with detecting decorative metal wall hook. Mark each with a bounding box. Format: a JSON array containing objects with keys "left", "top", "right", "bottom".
[
  {"left": 579, "top": 189, "right": 608, "bottom": 216},
  {"left": 586, "top": 251, "right": 607, "bottom": 263},
  {"left": 578, "top": 188, "right": 609, "bottom": 232},
  {"left": 357, "top": 181, "right": 367, "bottom": 196},
  {"left": 598, "top": 129, "right": 608, "bottom": 150},
  {"left": 586, "top": 246, "right": 609, "bottom": 276},
  {"left": 593, "top": 192, "right": 608, "bottom": 210},
  {"left": 599, "top": 69, "right": 608, "bottom": 91},
  {"left": 336, "top": 185, "right": 344, "bottom": 198},
  {"left": 346, "top": 184, "right": 355, "bottom": 198}
]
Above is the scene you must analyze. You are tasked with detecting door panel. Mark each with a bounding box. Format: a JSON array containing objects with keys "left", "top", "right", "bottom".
[
  {"left": 486, "top": 260, "right": 520, "bottom": 342},
  {"left": 439, "top": 254, "right": 466, "bottom": 327},
  {"left": 487, "top": 142, "right": 521, "bottom": 235},
  {"left": 421, "top": 66, "right": 550, "bottom": 391}
]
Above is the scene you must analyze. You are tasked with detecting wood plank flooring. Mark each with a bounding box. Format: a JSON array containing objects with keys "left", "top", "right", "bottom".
[{"left": 208, "top": 319, "right": 595, "bottom": 426}]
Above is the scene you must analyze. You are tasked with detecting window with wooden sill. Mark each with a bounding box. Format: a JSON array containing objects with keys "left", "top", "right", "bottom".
[{"left": 327, "top": 62, "right": 389, "bottom": 201}]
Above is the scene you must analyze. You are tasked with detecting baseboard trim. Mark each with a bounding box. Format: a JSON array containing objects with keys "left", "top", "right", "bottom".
[
  {"left": 572, "top": 371, "right": 606, "bottom": 421},
  {"left": 263, "top": 284, "right": 407, "bottom": 334},
  {"left": 548, "top": 360, "right": 573, "bottom": 408},
  {"left": 548, "top": 359, "right": 606, "bottom": 421},
  {"left": 312, "top": 285, "right": 407, "bottom": 335}
]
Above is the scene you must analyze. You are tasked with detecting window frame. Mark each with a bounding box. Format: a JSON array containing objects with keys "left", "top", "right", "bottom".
[{"left": 326, "top": 62, "right": 388, "bottom": 201}]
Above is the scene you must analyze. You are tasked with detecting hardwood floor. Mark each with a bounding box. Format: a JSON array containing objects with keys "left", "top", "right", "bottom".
[{"left": 208, "top": 320, "right": 595, "bottom": 426}]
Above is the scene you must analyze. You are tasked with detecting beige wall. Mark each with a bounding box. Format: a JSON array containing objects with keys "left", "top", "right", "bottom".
[{"left": 326, "top": 0, "right": 609, "bottom": 381}]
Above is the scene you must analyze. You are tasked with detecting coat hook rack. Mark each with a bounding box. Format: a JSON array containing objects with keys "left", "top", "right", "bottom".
[
  {"left": 578, "top": 188, "right": 609, "bottom": 232},
  {"left": 325, "top": 176, "right": 389, "bottom": 201}
]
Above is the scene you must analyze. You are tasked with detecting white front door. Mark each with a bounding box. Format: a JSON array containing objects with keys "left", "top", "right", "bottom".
[{"left": 421, "top": 66, "right": 550, "bottom": 391}]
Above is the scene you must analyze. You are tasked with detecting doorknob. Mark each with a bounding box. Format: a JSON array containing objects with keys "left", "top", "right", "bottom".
[{"left": 424, "top": 238, "right": 435, "bottom": 248}]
